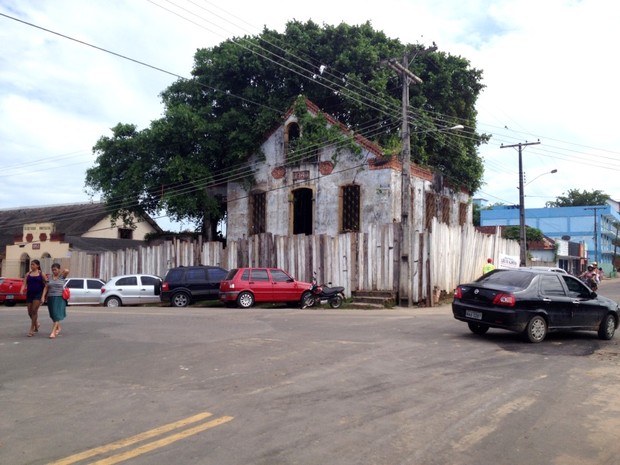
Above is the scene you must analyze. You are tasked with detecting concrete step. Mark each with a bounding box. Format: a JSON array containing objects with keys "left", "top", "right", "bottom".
[{"left": 351, "top": 290, "right": 397, "bottom": 308}]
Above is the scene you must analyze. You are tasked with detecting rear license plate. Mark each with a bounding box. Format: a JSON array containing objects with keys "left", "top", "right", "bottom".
[
  {"left": 466, "top": 310, "right": 482, "bottom": 320},
  {"left": 7, "top": 294, "right": 14, "bottom": 299}
]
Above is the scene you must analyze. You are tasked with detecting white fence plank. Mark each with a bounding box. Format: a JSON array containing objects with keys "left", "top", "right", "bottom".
[{"left": 66, "top": 221, "right": 520, "bottom": 305}]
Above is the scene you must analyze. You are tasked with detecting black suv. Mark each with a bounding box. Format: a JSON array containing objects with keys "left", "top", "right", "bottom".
[{"left": 160, "top": 265, "right": 228, "bottom": 307}]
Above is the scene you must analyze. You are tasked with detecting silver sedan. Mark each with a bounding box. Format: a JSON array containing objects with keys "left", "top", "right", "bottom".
[{"left": 63, "top": 278, "right": 106, "bottom": 305}]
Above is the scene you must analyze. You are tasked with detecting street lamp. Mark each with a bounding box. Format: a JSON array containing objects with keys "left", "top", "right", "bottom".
[{"left": 525, "top": 169, "right": 558, "bottom": 187}]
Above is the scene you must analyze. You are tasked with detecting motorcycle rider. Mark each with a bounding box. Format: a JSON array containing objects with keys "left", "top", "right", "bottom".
[{"left": 579, "top": 265, "right": 598, "bottom": 291}]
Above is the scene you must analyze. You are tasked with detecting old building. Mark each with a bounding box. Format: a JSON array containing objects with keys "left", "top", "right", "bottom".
[
  {"left": 226, "top": 98, "right": 471, "bottom": 240},
  {"left": 0, "top": 202, "right": 162, "bottom": 277}
]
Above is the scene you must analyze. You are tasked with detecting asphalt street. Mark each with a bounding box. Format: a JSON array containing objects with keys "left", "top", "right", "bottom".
[{"left": 2, "top": 278, "right": 620, "bottom": 465}]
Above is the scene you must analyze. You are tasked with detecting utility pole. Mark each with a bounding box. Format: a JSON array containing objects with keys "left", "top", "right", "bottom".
[
  {"left": 383, "top": 56, "right": 422, "bottom": 307},
  {"left": 585, "top": 206, "right": 606, "bottom": 264},
  {"left": 501, "top": 140, "right": 540, "bottom": 267}
]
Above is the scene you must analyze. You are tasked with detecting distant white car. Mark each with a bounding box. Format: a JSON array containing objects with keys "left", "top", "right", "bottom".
[
  {"left": 523, "top": 266, "right": 569, "bottom": 274},
  {"left": 63, "top": 278, "right": 105, "bottom": 305},
  {"left": 100, "top": 274, "right": 162, "bottom": 307}
]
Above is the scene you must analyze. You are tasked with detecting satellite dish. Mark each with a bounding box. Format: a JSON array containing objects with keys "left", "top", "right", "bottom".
[{"left": 561, "top": 235, "right": 570, "bottom": 241}]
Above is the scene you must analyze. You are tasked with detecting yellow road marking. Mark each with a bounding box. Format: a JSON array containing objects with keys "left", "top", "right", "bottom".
[
  {"left": 88, "top": 416, "right": 234, "bottom": 465},
  {"left": 48, "top": 411, "right": 214, "bottom": 465}
]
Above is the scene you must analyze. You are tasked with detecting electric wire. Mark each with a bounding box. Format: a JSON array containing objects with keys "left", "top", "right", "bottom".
[{"left": 2, "top": 4, "right": 619, "bottom": 231}]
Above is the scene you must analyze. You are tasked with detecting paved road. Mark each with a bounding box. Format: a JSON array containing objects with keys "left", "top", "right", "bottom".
[{"left": 2, "top": 281, "right": 620, "bottom": 465}]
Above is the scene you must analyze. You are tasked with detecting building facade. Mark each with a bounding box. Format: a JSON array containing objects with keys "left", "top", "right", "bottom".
[
  {"left": 480, "top": 204, "right": 620, "bottom": 271},
  {"left": 226, "top": 98, "right": 472, "bottom": 241},
  {"left": 0, "top": 203, "right": 162, "bottom": 277}
]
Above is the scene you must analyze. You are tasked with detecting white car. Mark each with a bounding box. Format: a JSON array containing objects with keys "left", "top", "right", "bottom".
[
  {"left": 63, "top": 278, "right": 105, "bottom": 305},
  {"left": 523, "top": 266, "right": 569, "bottom": 274},
  {"left": 100, "top": 274, "right": 162, "bottom": 307}
]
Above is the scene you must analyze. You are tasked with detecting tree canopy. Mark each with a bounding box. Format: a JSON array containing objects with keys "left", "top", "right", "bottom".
[
  {"left": 503, "top": 225, "right": 544, "bottom": 243},
  {"left": 545, "top": 189, "right": 610, "bottom": 207},
  {"left": 85, "top": 20, "right": 488, "bottom": 237}
]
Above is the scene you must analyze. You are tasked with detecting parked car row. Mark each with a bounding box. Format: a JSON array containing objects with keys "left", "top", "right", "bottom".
[
  {"left": 1, "top": 266, "right": 314, "bottom": 309},
  {"left": 1, "top": 276, "right": 107, "bottom": 306},
  {"left": 159, "top": 266, "right": 313, "bottom": 309},
  {"left": 4, "top": 266, "right": 619, "bottom": 344}
]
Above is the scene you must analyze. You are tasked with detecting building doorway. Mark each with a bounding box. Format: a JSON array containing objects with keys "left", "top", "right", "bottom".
[{"left": 292, "top": 188, "right": 313, "bottom": 235}]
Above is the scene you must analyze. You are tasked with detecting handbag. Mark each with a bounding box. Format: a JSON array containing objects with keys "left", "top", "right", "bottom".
[{"left": 62, "top": 287, "right": 71, "bottom": 301}]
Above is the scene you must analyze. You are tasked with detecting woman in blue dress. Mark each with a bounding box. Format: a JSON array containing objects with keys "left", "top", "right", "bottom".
[
  {"left": 42, "top": 263, "right": 70, "bottom": 339},
  {"left": 19, "top": 259, "right": 47, "bottom": 337}
]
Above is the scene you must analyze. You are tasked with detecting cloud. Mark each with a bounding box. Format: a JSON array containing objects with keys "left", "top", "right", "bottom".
[{"left": 1, "top": 0, "right": 619, "bottom": 228}]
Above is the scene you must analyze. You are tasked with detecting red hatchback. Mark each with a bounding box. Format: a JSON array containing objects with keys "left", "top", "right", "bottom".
[
  {"left": 219, "top": 268, "right": 313, "bottom": 308},
  {"left": 0, "top": 277, "right": 27, "bottom": 306}
]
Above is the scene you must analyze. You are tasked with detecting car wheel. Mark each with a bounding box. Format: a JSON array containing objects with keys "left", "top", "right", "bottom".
[
  {"left": 301, "top": 291, "right": 315, "bottom": 309},
  {"left": 329, "top": 294, "right": 343, "bottom": 309},
  {"left": 171, "top": 292, "right": 190, "bottom": 308},
  {"left": 5, "top": 301, "right": 16, "bottom": 307},
  {"left": 237, "top": 291, "right": 254, "bottom": 309},
  {"left": 598, "top": 314, "right": 616, "bottom": 340},
  {"left": 525, "top": 315, "right": 547, "bottom": 343},
  {"left": 468, "top": 322, "right": 489, "bottom": 335},
  {"left": 105, "top": 296, "right": 122, "bottom": 308}
]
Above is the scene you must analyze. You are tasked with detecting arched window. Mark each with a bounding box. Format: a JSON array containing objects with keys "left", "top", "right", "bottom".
[
  {"left": 20, "top": 253, "right": 30, "bottom": 278},
  {"left": 284, "top": 122, "right": 301, "bottom": 160}
]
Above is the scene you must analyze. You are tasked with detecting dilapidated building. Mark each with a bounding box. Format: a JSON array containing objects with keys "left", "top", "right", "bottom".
[{"left": 226, "top": 98, "right": 471, "bottom": 241}]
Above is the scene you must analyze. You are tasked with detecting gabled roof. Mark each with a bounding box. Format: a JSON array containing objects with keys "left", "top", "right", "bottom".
[
  {"left": 528, "top": 235, "right": 557, "bottom": 251},
  {"left": 289, "top": 98, "right": 385, "bottom": 159},
  {"left": 64, "top": 236, "right": 148, "bottom": 253},
  {"left": 476, "top": 225, "right": 558, "bottom": 250},
  {"left": 475, "top": 225, "right": 506, "bottom": 235},
  {"left": 262, "top": 97, "right": 386, "bottom": 159},
  {"left": 0, "top": 202, "right": 162, "bottom": 253}
]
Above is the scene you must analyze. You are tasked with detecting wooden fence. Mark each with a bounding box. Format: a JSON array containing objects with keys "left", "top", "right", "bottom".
[{"left": 65, "top": 219, "right": 519, "bottom": 306}]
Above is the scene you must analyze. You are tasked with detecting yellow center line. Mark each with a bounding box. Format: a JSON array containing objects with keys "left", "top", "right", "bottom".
[
  {"left": 89, "top": 416, "right": 234, "bottom": 465},
  {"left": 48, "top": 412, "right": 213, "bottom": 465}
]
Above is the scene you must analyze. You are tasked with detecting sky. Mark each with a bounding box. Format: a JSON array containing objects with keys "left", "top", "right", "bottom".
[{"left": 1, "top": 0, "right": 619, "bottom": 232}]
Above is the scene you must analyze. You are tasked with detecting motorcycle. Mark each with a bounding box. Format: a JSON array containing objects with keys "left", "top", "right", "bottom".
[
  {"left": 580, "top": 275, "right": 599, "bottom": 291},
  {"left": 302, "top": 273, "right": 345, "bottom": 309}
]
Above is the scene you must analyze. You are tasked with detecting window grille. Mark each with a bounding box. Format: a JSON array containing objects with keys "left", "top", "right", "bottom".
[
  {"left": 441, "top": 197, "right": 450, "bottom": 224},
  {"left": 425, "top": 192, "right": 436, "bottom": 230},
  {"left": 251, "top": 192, "right": 266, "bottom": 235},
  {"left": 459, "top": 202, "right": 468, "bottom": 226},
  {"left": 341, "top": 185, "right": 360, "bottom": 232}
]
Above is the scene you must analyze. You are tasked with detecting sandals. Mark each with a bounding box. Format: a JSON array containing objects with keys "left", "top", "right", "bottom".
[{"left": 49, "top": 333, "right": 56, "bottom": 339}]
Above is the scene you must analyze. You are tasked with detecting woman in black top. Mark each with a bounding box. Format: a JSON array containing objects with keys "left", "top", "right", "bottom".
[{"left": 19, "top": 260, "right": 48, "bottom": 337}]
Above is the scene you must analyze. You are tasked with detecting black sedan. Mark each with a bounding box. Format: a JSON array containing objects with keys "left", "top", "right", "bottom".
[{"left": 452, "top": 268, "right": 619, "bottom": 343}]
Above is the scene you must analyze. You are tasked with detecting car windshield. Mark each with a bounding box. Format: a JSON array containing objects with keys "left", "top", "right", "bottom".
[{"left": 475, "top": 270, "right": 534, "bottom": 290}]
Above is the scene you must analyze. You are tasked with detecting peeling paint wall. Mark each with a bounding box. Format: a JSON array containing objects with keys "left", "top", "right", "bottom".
[{"left": 226, "top": 114, "right": 471, "bottom": 241}]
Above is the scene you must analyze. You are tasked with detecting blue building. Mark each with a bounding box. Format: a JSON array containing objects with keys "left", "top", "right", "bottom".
[{"left": 480, "top": 203, "right": 620, "bottom": 270}]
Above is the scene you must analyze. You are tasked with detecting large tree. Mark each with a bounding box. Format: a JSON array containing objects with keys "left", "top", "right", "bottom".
[
  {"left": 85, "top": 20, "right": 488, "bottom": 238},
  {"left": 545, "top": 189, "right": 610, "bottom": 207}
]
